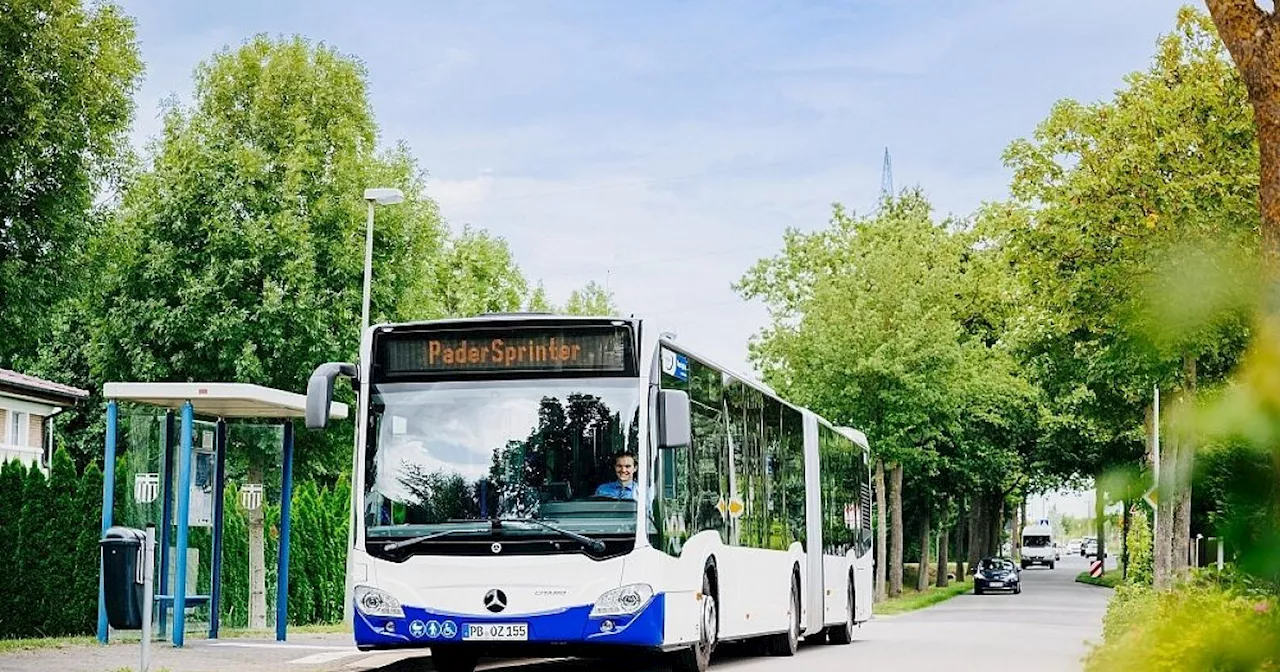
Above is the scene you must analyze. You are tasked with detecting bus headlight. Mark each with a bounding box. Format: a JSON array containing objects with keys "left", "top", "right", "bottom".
[
  {"left": 354, "top": 585, "right": 405, "bottom": 618},
  {"left": 590, "top": 583, "right": 654, "bottom": 618}
]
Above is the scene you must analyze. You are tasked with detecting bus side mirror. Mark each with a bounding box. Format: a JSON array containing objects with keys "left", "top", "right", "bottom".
[
  {"left": 658, "top": 389, "right": 691, "bottom": 449},
  {"left": 306, "top": 362, "right": 357, "bottom": 429}
]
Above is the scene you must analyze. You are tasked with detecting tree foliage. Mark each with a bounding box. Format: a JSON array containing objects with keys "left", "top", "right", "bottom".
[
  {"left": 26, "top": 35, "right": 593, "bottom": 474},
  {"left": 997, "top": 7, "right": 1259, "bottom": 489},
  {"left": 88, "top": 35, "right": 445, "bottom": 390},
  {"left": 0, "top": 0, "right": 143, "bottom": 367},
  {"left": 737, "top": 188, "right": 1042, "bottom": 561},
  {"left": 562, "top": 280, "right": 619, "bottom": 316},
  {"left": 419, "top": 224, "right": 529, "bottom": 318},
  {"left": 737, "top": 191, "right": 962, "bottom": 468}
]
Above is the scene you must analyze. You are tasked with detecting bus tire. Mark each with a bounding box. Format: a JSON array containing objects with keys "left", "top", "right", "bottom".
[
  {"left": 767, "top": 571, "right": 800, "bottom": 656},
  {"left": 669, "top": 569, "right": 718, "bottom": 672},
  {"left": 428, "top": 645, "right": 478, "bottom": 672},
  {"left": 826, "top": 573, "right": 855, "bottom": 645}
]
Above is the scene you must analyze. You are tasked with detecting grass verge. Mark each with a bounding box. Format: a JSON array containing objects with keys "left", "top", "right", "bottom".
[
  {"left": 215, "top": 623, "right": 348, "bottom": 639},
  {"left": 0, "top": 636, "right": 99, "bottom": 653},
  {"left": 873, "top": 580, "right": 973, "bottom": 616},
  {"left": 0, "top": 623, "right": 348, "bottom": 653},
  {"left": 1076, "top": 571, "right": 1123, "bottom": 588}
]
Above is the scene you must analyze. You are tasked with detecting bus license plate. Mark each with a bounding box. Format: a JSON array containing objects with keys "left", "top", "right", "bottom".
[{"left": 463, "top": 623, "right": 528, "bottom": 641}]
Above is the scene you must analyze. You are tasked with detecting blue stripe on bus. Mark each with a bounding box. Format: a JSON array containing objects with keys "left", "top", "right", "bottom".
[{"left": 354, "top": 594, "right": 665, "bottom": 648}]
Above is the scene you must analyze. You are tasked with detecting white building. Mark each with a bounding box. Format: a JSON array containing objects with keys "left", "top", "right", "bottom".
[{"left": 0, "top": 368, "right": 88, "bottom": 473}]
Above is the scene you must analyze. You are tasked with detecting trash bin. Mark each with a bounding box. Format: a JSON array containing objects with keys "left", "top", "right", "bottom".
[{"left": 101, "top": 526, "right": 146, "bottom": 630}]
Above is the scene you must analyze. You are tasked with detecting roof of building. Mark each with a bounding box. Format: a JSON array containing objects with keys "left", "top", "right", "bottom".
[
  {"left": 102, "top": 382, "right": 348, "bottom": 420},
  {"left": 0, "top": 368, "right": 90, "bottom": 406}
]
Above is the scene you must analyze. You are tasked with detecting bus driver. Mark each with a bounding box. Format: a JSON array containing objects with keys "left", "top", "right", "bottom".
[{"left": 593, "top": 451, "right": 638, "bottom": 501}]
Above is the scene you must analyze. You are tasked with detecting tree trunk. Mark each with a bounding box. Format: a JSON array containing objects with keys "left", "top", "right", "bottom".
[
  {"left": 1121, "top": 499, "right": 1132, "bottom": 582},
  {"left": 247, "top": 461, "right": 267, "bottom": 629},
  {"left": 1206, "top": 1, "right": 1280, "bottom": 269},
  {"left": 889, "top": 463, "right": 904, "bottom": 598},
  {"left": 967, "top": 496, "right": 985, "bottom": 571},
  {"left": 1172, "top": 354, "right": 1198, "bottom": 580},
  {"left": 874, "top": 458, "right": 887, "bottom": 603},
  {"left": 987, "top": 495, "right": 1003, "bottom": 557},
  {"left": 917, "top": 509, "right": 931, "bottom": 592},
  {"left": 1095, "top": 483, "right": 1106, "bottom": 575},
  {"left": 1012, "top": 496, "right": 1024, "bottom": 563},
  {"left": 936, "top": 525, "right": 949, "bottom": 588},
  {"left": 1144, "top": 399, "right": 1161, "bottom": 586},
  {"left": 1155, "top": 417, "right": 1176, "bottom": 589},
  {"left": 955, "top": 498, "right": 967, "bottom": 581}
]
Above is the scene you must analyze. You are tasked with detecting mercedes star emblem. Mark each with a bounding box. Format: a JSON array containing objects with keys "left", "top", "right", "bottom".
[
  {"left": 484, "top": 589, "right": 508, "bottom": 613},
  {"left": 491, "top": 542, "right": 502, "bottom": 554}
]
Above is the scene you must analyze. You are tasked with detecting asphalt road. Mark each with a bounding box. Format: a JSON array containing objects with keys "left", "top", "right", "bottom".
[
  {"left": 0, "top": 555, "right": 1114, "bottom": 672},
  {"left": 826, "top": 554, "right": 1114, "bottom": 672},
  {"left": 400, "top": 553, "right": 1114, "bottom": 672}
]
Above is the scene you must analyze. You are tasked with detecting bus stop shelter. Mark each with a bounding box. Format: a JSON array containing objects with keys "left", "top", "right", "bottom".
[{"left": 96, "top": 382, "right": 348, "bottom": 647}]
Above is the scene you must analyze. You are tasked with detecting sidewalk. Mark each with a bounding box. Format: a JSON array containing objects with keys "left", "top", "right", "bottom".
[{"left": 0, "top": 633, "right": 432, "bottom": 672}]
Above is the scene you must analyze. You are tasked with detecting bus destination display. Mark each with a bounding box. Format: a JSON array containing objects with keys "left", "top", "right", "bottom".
[{"left": 380, "top": 326, "right": 633, "bottom": 378}]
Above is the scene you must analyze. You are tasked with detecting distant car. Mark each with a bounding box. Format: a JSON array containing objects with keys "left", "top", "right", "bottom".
[
  {"left": 973, "top": 557, "right": 1021, "bottom": 595},
  {"left": 1083, "top": 539, "right": 1099, "bottom": 558},
  {"left": 1020, "top": 523, "right": 1057, "bottom": 569},
  {"left": 1066, "top": 539, "right": 1082, "bottom": 555}
]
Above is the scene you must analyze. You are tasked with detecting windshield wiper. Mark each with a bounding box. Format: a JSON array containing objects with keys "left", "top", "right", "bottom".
[
  {"left": 380, "top": 527, "right": 487, "bottom": 552},
  {"left": 492, "top": 517, "right": 607, "bottom": 553}
]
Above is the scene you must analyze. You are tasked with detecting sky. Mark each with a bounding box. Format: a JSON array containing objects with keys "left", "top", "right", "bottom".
[
  {"left": 116, "top": 0, "right": 1188, "bottom": 509},
  {"left": 116, "top": 0, "right": 1189, "bottom": 373}
]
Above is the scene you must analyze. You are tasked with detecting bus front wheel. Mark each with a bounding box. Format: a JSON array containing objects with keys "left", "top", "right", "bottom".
[{"left": 669, "top": 571, "right": 717, "bottom": 672}]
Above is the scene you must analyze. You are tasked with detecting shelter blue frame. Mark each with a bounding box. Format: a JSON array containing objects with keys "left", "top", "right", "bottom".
[{"left": 96, "top": 383, "right": 345, "bottom": 647}]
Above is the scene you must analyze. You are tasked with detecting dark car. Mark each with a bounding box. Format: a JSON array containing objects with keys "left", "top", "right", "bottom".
[{"left": 973, "top": 557, "right": 1021, "bottom": 595}]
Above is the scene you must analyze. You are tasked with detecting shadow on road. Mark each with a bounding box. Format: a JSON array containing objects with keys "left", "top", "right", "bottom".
[{"left": 365, "top": 638, "right": 841, "bottom": 672}]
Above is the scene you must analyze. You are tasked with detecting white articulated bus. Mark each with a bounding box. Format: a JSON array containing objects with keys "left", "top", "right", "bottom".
[{"left": 305, "top": 314, "right": 874, "bottom": 672}]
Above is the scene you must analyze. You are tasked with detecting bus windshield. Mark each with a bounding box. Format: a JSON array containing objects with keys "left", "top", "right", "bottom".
[{"left": 363, "top": 378, "right": 642, "bottom": 546}]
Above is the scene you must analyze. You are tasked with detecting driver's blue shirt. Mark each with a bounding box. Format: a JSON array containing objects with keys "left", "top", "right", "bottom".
[{"left": 594, "top": 480, "right": 637, "bottom": 500}]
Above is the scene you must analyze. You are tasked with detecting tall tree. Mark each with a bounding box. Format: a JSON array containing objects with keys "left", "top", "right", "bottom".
[
  {"left": 79, "top": 35, "right": 447, "bottom": 475},
  {"left": 0, "top": 0, "right": 143, "bottom": 366},
  {"left": 1000, "top": 7, "right": 1259, "bottom": 583},
  {"left": 737, "top": 189, "right": 968, "bottom": 597},
  {"left": 1205, "top": 0, "right": 1280, "bottom": 553}
]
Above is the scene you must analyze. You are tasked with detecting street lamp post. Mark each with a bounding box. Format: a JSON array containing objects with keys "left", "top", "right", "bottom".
[
  {"left": 345, "top": 187, "right": 403, "bottom": 626},
  {"left": 361, "top": 187, "right": 405, "bottom": 331}
]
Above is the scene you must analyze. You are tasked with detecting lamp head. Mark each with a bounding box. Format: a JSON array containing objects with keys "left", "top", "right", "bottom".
[{"left": 364, "top": 187, "right": 404, "bottom": 205}]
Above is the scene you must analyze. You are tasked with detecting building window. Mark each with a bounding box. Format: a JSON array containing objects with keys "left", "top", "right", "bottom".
[{"left": 5, "top": 411, "right": 28, "bottom": 447}]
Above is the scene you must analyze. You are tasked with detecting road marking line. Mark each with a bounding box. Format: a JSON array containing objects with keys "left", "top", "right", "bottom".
[
  {"left": 345, "top": 652, "right": 422, "bottom": 669},
  {"left": 289, "top": 650, "right": 368, "bottom": 665},
  {"left": 206, "top": 642, "right": 353, "bottom": 651}
]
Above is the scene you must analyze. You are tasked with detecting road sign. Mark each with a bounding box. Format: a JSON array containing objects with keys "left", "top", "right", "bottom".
[
  {"left": 1090, "top": 560, "right": 1103, "bottom": 578},
  {"left": 1143, "top": 485, "right": 1158, "bottom": 510}
]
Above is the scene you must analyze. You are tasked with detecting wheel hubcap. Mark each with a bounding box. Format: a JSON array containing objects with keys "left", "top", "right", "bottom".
[
  {"left": 791, "top": 592, "right": 799, "bottom": 642},
  {"left": 701, "top": 595, "right": 717, "bottom": 649}
]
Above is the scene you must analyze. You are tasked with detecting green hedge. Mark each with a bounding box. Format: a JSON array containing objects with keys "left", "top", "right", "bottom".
[
  {"left": 0, "top": 452, "right": 102, "bottom": 638},
  {"left": 0, "top": 450, "right": 350, "bottom": 639},
  {"left": 1086, "top": 575, "right": 1279, "bottom": 670}
]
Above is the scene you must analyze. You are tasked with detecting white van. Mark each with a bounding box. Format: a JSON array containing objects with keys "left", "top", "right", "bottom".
[{"left": 1020, "top": 520, "right": 1057, "bottom": 569}]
